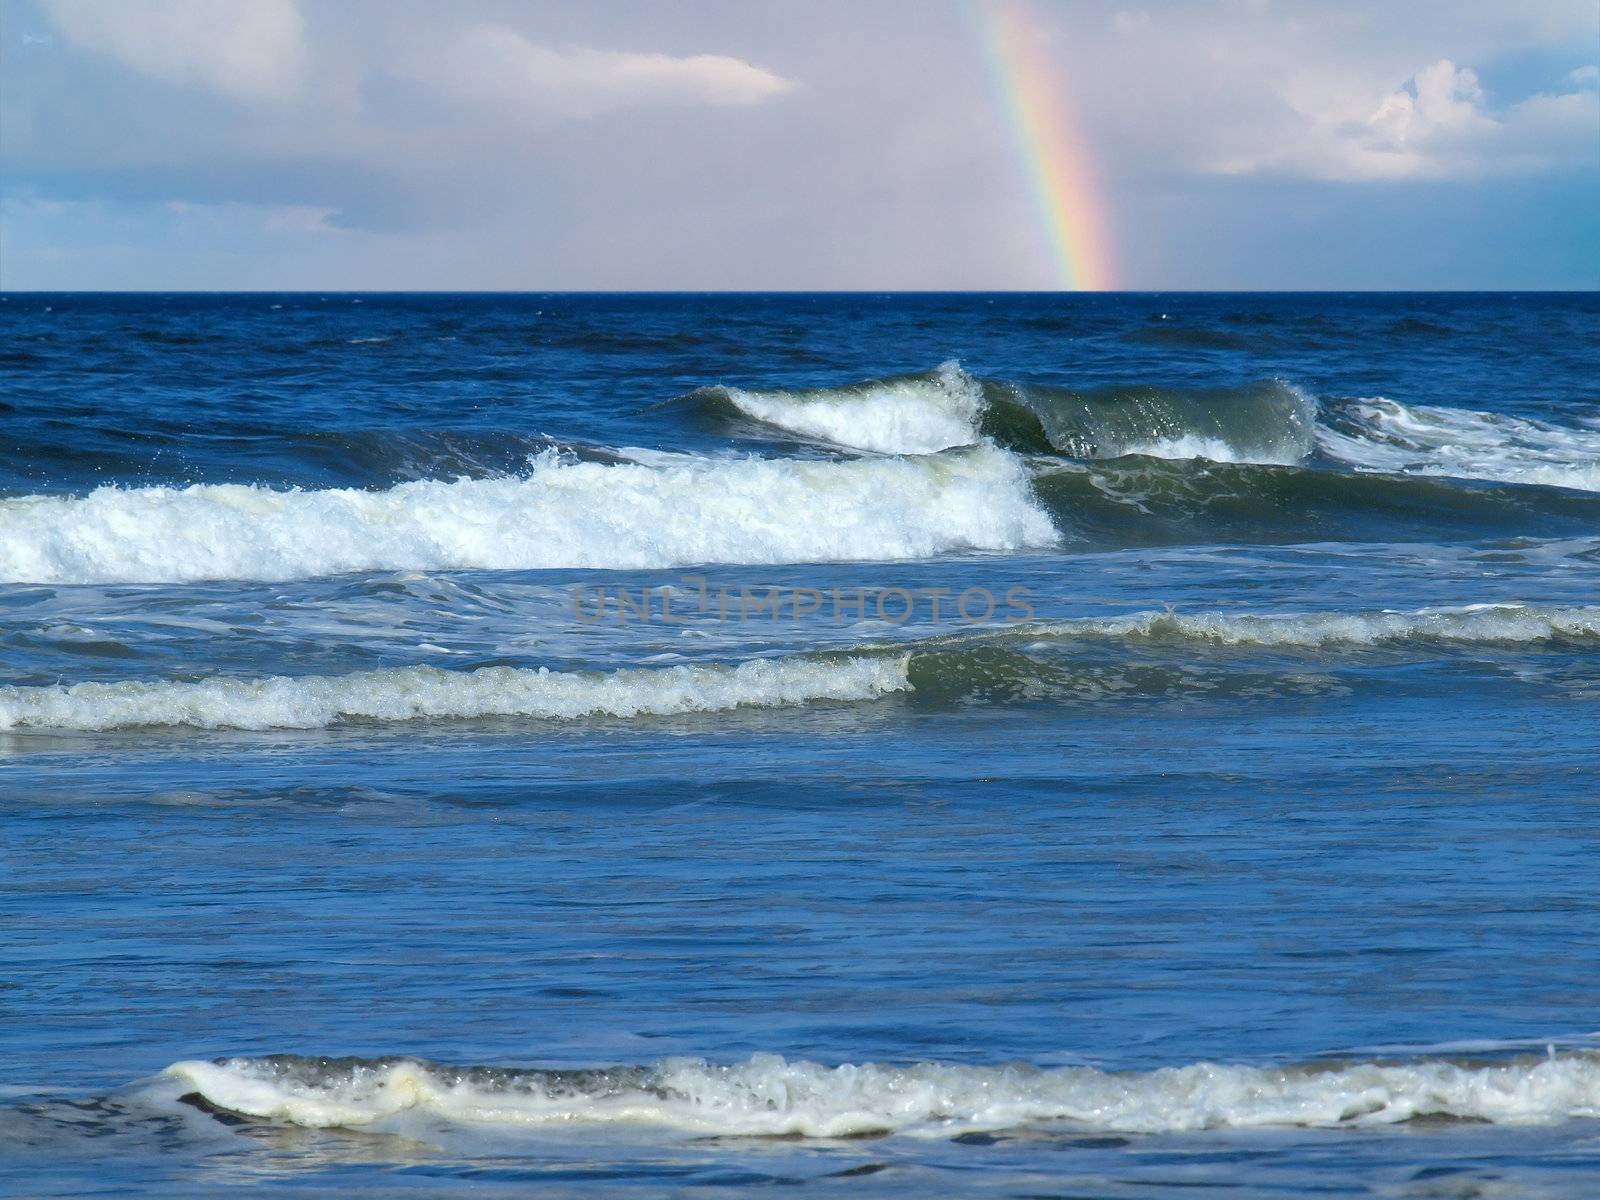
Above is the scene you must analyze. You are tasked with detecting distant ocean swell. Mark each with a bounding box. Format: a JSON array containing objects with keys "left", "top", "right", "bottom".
[
  {"left": 155, "top": 1050, "right": 1600, "bottom": 1136},
  {"left": 4, "top": 604, "right": 1593, "bottom": 731},
  {"left": 4, "top": 363, "right": 1599, "bottom": 586}
]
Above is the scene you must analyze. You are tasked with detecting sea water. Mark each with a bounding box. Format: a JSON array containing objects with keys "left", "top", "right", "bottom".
[{"left": 1, "top": 292, "right": 1598, "bottom": 1196}]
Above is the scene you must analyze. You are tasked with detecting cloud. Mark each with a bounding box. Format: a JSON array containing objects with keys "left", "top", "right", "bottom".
[
  {"left": 425, "top": 23, "right": 795, "bottom": 119},
  {"left": 1211, "top": 59, "right": 1599, "bottom": 180},
  {"left": 39, "top": 0, "right": 306, "bottom": 102},
  {"left": 4, "top": 0, "right": 1596, "bottom": 289}
]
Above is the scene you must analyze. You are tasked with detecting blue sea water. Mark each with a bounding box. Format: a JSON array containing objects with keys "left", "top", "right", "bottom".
[{"left": 1, "top": 292, "right": 1598, "bottom": 1197}]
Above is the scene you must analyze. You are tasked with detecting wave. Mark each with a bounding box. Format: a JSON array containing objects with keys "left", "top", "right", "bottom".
[
  {"left": 1032, "top": 456, "right": 1600, "bottom": 548},
  {"left": 12, "top": 367, "right": 1595, "bottom": 584},
  {"left": 1319, "top": 396, "right": 1600, "bottom": 493},
  {"left": 1007, "top": 378, "right": 1319, "bottom": 465},
  {"left": 6, "top": 604, "right": 1592, "bottom": 731},
  {"left": 0, "top": 655, "right": 910, "bottom": 732},
  {"left": 904, "top": 604, "right": 1600, "bottom": 704},
  {"left": 160, "top": 1050, "right": 1600, "bottom": 1137},
  {"left": 701, "top": 361, "right": 986, "bottom": 455},
  {"left": 687, "top": 366, "right": 1600, "bottom": 500},
  {"left": 1021, "top": 603, "right": 1600, "bottom": 649},
  {"left": 691, "top": 367, "right": 1315, "bottom": 465},
  {"left": 0, "top": 445, "right": 1056, "bottom": 585}
]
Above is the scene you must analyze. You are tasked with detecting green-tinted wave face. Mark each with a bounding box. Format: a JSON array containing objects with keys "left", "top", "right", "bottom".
[
  {"left": 974, "top": 384, "right": 1058, "bottom": 454},
  {"left": 997, "top": 378, "right": 1318, "bottom": 464},
  {"left": 1030, "top": 456, "right": 1600, "bottom": 549}
]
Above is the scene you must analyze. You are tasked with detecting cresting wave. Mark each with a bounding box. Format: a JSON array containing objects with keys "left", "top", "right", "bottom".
[
  {"left": 7, "top": 370, "right": 1598, "bottom": 586},
  {"left": 0, "top": 656, "right": 910, "bottom": 732},
  {"left": 0, "top": 446, "right": 1055, "bottom": 585},
  {"left": 693, "top": 364, "right": 1317, "bottom": 464},
  {"left": 692, "top": 365, "right": 1600, "bottom": 492},
  {"left": 160, "top": 1051, "right": 1600, "bottom": 1137},
  {"left": 705, "top": 360, "right": 986, "bottom": 455},
  {"left": 4, "top": 605, "right": 1593, "bottom": 732}
]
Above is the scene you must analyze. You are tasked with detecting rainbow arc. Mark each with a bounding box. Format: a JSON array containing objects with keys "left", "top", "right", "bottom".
[{"left": 978, "top": 0, "right": 1115, "bottom": 291}]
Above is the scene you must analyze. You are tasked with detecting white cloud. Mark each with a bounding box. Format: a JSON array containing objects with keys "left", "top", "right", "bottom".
[
  {"left": 1212, "top": 59, "right": 1599, "bottom": 180},
  {"left": 39, "top": 0, "right": 306, "bottom": 102},
  {"left": 5, "top": 0, "right": 1596, "bottom": 289},
  {"left": 427, "top": 24, "right": 794, "bottom": 119}
]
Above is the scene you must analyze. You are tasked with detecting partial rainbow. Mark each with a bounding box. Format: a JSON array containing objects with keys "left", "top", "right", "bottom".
[{"left": 976, "top": 0, "right": 1115, "bottom": 290}]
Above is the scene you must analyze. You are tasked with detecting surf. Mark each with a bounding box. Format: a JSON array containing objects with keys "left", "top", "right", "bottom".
[
  {"left": 0, "top": 445, "right": 1056, "bottom": 585},
  {"left": 5, "top": 603, "right": 1593, "bottom": 732},
  {"left": 157, "top": 1050, "right": 1600, "bottom": 1136}
]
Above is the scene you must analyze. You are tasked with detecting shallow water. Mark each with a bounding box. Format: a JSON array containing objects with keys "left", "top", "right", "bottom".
[{"left": 2, "top": 292, "right": 1598, "bottom": 1196}]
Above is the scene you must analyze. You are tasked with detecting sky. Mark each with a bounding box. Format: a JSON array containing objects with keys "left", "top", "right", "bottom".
[{"left": 1, "top": 0, "right": 1597, "bottom": 290}]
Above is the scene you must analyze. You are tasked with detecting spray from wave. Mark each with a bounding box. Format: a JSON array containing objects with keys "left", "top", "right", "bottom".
[{"left": 158, "top": 1050, "right": 1600, "bottom": 1137}]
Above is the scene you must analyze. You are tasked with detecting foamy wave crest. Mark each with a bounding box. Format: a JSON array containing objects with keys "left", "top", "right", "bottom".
[
  {"left": 0, "top": 445, "right": 1055, "bottom": 585},
  {"left": 1118, "top": 434, "right": 1252, "bottom": 462},
  {"left": 0, "top": 656, "right": 910, "bottom": 732},
  {"left": 1050, "top": 603, "right": 1600, "bottom": 648},
  {"left": 714, "top": 361, "right": 985, "bottom": 454},
  {"left": 1319, "top": 398, "right": 1600, "bottom": 493},
  {"left": 162, "top": 1051, "right": 1600, "bottom": 1137}
]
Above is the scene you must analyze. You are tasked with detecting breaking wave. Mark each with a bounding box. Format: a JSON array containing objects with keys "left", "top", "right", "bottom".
[
  {"left": 4, "top": 604, "right": 1592, "bottom": 732},
  {"left": 10, "top": 364, "right": 1600, "bottom": 587},
  {"left": 0, "top": 655, "right": 910, "bottom": 732},
  {"left": 690, "top": 366, "right": 1600, "bottom": 498},
  {"left": 704, "top": 360, "right": 986, "bottom": 454},
  {"left": 694, "top": 366, "right": 1316, "bottom": 465},
  {"left": 1318, "top": 396, "right": 1600, "bottom": 493},
  {"left": 0, "top": 445, "right": 1056, "bottom": 585},
  {"left": 160, "top": 1050, "right": 1600, "bottom": 1137}
]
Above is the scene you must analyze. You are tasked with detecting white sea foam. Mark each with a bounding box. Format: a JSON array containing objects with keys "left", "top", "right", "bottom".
[
  {"left": 1119, "top": 434, "right": 1253, "bottom": 463},
  {"left": 0, "top": 655, "right": 910, "bottom": 732},
  {"left": 0, "top": 445, "right": 1056, "bottom": 585},
  {"left": 1051, "top": 603, "right": 1600, "bottom": 648},
  {"left": 1319, "top": 397, "right": 1600, "bottom": 493},
  {"left": 161, "top": 1051, "right": 1600, "bottom": 1137},
  {"left": 718, "top": 361, "right": 985, "bottom": 454}
]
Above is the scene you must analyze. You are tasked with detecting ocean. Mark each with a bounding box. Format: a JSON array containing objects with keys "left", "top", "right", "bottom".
[{"left": 1, "top": 291, "right": 1597, "bottom": 1197}]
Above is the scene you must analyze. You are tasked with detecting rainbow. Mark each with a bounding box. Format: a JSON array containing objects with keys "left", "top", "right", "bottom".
[{"left": 976, "top": 0, "right": 1115, "bottom": 291}]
